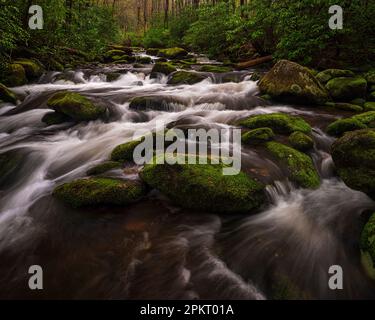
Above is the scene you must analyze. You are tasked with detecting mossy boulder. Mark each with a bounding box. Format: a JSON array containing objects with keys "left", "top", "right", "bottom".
[
  {"left": 199, "top": 65, "right": 232, "bottom": 73},
  {"left": 326, "top": 118, "right": 367, "bottom": 137},
  {"left": 0, "top": 83, "right": 17, "bottom": 104},
  {"left": 353, "top": 111, "right": 375, "bottom": 127},
  {"left": 136, "top": 56, "right": 152, "bottom": 64},
  {"left": 331, "top": 129, "right": 375, "bottom": 198},
  {"left": 53, "top": 177, "right": 146, "bottom": 208},
  {"left": 316, "top": 69, "right": 355, "bottom": 84},
  {"left": 265, "top": 142, "right": 320, "bottom": 189},
  {"left": 288, "top": 132, "right": 314, "bottom": 152},
  {"left": 87, "top": 161, "right": 122, "bottom": 175},
  {"left": 238, "top": 113, "right": 311, "bottom": 134},
  {"left": 258, "top": 60, "right": 329, "bottom": 105},
  {"left": 14, "top": 59, "right": 44, "bottom": 80},
  {"left": 3, "top": 63, "right": 27, "bottom": 87},
  {"left": 325, "top": 102, "right": 363, "bottom": 112},
  {"left": 360, "top": 213, "right": 375, "bottom": 280},
  {"left": 158, "top": 47, "right": 188, "bottom": 59},
  {"left": 364, "top": 102, "right": 375, "bottom": 111},
  {"left": 42, "top": 112, "right": 71, "bottom": 126},
  {"left": 111, "top": 139, "right": 143, "bottom": 162},
  {"left": 47, "top": 92, "right": 106, "bottom": 121},
  {"left": 139, "top": 154, "right": 266, "bottom": 214},
  {"left": 167, "top": 71, "right": 207, "bottom": 85},
  {"left": 326, "top": 77, "right": 367, "bottom": 101},
  {"left": 151, "top": 62, "right": 177, "bottom": 76},
  {"left": 242, "top": 127, "right": 275, "bottom": 145}
]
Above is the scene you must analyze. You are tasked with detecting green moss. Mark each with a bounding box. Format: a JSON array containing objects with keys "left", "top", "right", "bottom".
[
  {"left": 364, "top": 70, "right": 375, "bottom": 85},
  {"left": 326, "top": 77, "right": 367, "bottom": 101},
  {"left": 288, "top": 132, "right": 314, "bottom": 152},
  {"left": 139, "top": 154, "right": 266, "bottom": 214},
  {"left": 106, "top": 73, "right": 121, "bottom": 82},
  {"left": 3, "top": 63, "right": 27, "bottom": 87},
  {"left": 352, "top": 111, "right": 375, "bottom": 127},
  {"left": 158, "top": 47, "right": 188, "bottom": 59},
  {"left": 47, "top": 91, "right": 106, "bottom": 121},
  {"left": 111, "top": 139, "right": 143, "bottom": 162},
  {"left": 360, "top": 213, "right": 375, "bottom": 279},
  {"left": 350, "top": 98, "right": 366, "bottom": 107},
  {"left": 151, "top": 62, "right": 177, "bottom": 75},
  {"left": 53, "top": 177, "right": 146, "bottom": 208},
  {"left": 316, "top": 69, "right": 355, "bottom": 83},
  {"left": 364, "top": 102, "right": 375, "bottom": 111},
  {"left": 242, "top": 127, "right": 275, "bottom": 145},
  {"left": 167, "top": 71, "right": 207, "bottom": 85},
  {"left": 258, "top": 60, "right": 329, "bottom": 105},
  {"left": 326, "top": 118, "right": 367, "bottom": 137},
  {"left": 238, "top": 113, "right": 311, "bottom": 134},
  {"left": 136, "top": 56, "right": 152, "bottom": 64},
  {"left": 0, "top": 83, "right": 17, "bottom": 104},
  {"left": 14, "top": 59, "right": 44, "bottom": 79},
  {"left": 42, "top": 112, "right": 71, "bottom": 126},
  {"left": 199, "top": 65, "right": 232, "bottom": 73},
  {"left": 87, "top": 161, "right": 122, "bottom": 175},
  {"left": 361, "top": 250, "right": 375, "bottom": 280},
  {"left": 146, "top": 48, "right": 160, "bottom": 56},
  {"left": 331, "top": 129, "right": 375, "bottom": 198},
  {"left": 265, "top": 142, "right": 320, "bottom": 189},
  {"left": 325, "top": 102, "right": 363, "bottom": 112}
]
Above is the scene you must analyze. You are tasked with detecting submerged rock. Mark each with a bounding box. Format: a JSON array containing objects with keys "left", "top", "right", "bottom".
[
  {"left": 242, "top": 127, "right": 275, "bottom": 145},
  {"left": 47, "top": 91, "right": 106, "bottom": 121},
  {"left": 316, "top": 69, "right": 355, "bottom": 84},
  {"left": 265, "top": 142, "right": 320, "bottom": 189},
  {"left": 167, "top": 71, "right": 207, "bottom": 85},
  {"left": 238, "top": 113, "right": 311, "bottom": 134},
  {"left": 54, "top": 177, "right": 146, "bottom": 208},
  {"left": 258, "top": 60, "right": 329, "bottom": 105},
  {"left": 0, "top": 83, "right": 17, "bottom": 104},
  {"left": 139, "top": 154, "right": 266, "bottom": 214},
  {"left": 288, "top": 131, "right": 314, "bottom": 152},
  {"left": 326, "top": 77, "right": 367, "bottom": 101},
  {"left": 360, "top": 213, "right": 375, "bottom": 280},
  {"left": 331, "top": 129, "right": 375, "bottom": 199}
]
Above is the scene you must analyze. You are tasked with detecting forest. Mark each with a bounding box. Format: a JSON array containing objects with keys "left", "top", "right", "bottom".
[{"left": 0, "top": 0, "right": 375, "bottom": 301}]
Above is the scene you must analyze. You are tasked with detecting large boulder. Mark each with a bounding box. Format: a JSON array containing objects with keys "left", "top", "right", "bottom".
[
  {"left": 2, "top": 63, "right": 27, "bottom": 87},
  {"left": 360, "top": 213, "right": 375, "bottom": 280},
  {"left": 326, "top": 77, "right": 367, "bottom": 101},
  {"left": 140, "top": 154, "right": 266, "bottom": 214},
  {"left": 238, "top": 113, "right": 311, "bottom": 134},
  {"left": 258, "top": 60, "right": 329, "bottom": 105},
  {"left": 53, "top": 177, "right": 146, "bottom": 208},
  {"left": 331, "top": 129, "right": 375, "bottom": 199},
  {"left": 167, "top": 71, "right": 207, "bottom": 85},
  {"left": 47, "top": 91, "right": 106, "bottom": 121},
  {"left": 265, "top": 142, "right": 320, "bottom": 189},
  {"left": 0, "top": 83, "right": 17, "bottom": 104},
  {"left": 13, "top": 59, "right": 44, "bottom": 80}
]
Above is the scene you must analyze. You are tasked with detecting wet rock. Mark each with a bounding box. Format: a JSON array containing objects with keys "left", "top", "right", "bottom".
[
  {"left": 158, "top": 47, "right": 188, "bottom": 59},
  {"left": 87, "top": 161, "right": 122, "bottom": 176},
  {"left": 242, "top": 128, "right": 275, "bottom": 145},
  {"left": 331, "top": 129, "right": 375, "bottom": 199},
  {"left": 258, "top": 60, "right": 329, "bottom": 105},
  {"left": 42, "top": 111, "right": 71, "bottom": 126},
  {"left": 146, "top": 48, "right": 160, "bottom": 56},
  {"left": 2, "top": 63, "right": 27, "bottom": 87},
  {"left": 53, "top": 177, "right": 146, "bottom": 208},
  {"left": 288, "top": 131, "right": 314, "bottom": 152},
  {"left": 0, "top": 83, "right": 17, "bottom": 104},
  {"left": 167, "top": 71, "right": 207, "bottom": 85},
  {"left": 139, "top": 154, "right": 266, "bottom": 214},
  {"left": 199, "top": 65, "right": 232, "bottom": 73},
  {"left": 238, "top": 113, "right": 311, "bottom": 134},
  {"left": 136, "top": 56, "right": 152, "bottom": 64},
  {"left": 326, "top": 111, "right": 375, "bottom": 136},
  {"left": 0, "top": 149, "right": 24, "bottom": 188},
  {"left": 111, "top": 139, "right": 143, "bottom": 162},
  {"left": 316, "top": 69, "right": 355, "bottom": 84},
  {"left": 14, "top": 58, "right": 44, "bottom": 80},
  {"left": 106, "top": 72, "right": 121, "bottom": 82},
  {"left": 129, "top": 95, "right": 186, "bottom": 111},
  {"left": 47, "top": 91, "right": 106, "bottom": 121},
  {"left": 150, "top": 62, "right": 177, "bottom": 77},
  {"left": 326, "top": 77, "right": 367, "bottom": 101},
  {"left": 325, "top": 102, "right": 363, "bottom": 112},
  {"left": 360, "top": 213, "right": 375, "bottom": 280},
  {"left": 265, "top": 142, "right": 320, "bottom": 189}
]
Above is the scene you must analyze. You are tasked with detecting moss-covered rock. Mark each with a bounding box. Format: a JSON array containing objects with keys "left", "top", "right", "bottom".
[
  {"left": 129, "top": 95, "right": 185, "bottom": 111},
  {"left": 158, "top": 47, "right": 188, "bottom": 59},
  {"left": 258, "top": 60, "right": 329, "bottom": 105},
  {"left": 199, "top": 65, "right": 232, "bottom": 73},
  {"left": 364, "top": 102, "right": 375, "bottom": 111},
  {"left": 242, "top": 127, "right": 275, "bottom": 145},
  {"left": 47, "top": 91, "right": 106, "bottom": 121},
  {"left": 3, "top": 63, "right": 27, "bottom": 87},
  {"left": 42, "top": 112, "right": 71, "bottom": 126},
  {"left": 353, "top": 111, "right": 375, "bottom": 127},
  {"left": 136, "top": 56, "right": 152, "bottom": 64},
  {"left": 146, "top": 48, "right": 160, "bottom": 56},
  {"left": 111, "top": 139, "right": 143, "bottom": 162},
  {"left": 326, "top": 77, "right": 367, "bottom": 101},
  {"left": 288, "top": 132, "right": 314, "bottom": 152},
  {"left": 167, "top": 71, "right": 207, "bottom": 85},
  {"left": 316, "top": 69, "right": 355, "bottom": 84},
  {"left": 326, "top": 118, "right": 367, "bottom": 137},
  {"left": 265, "top": 142, "right": 320, "bottom": 188},
  {"left": 87, "top": 161, "right": 122, "bottom": 176},
  {"left": 139, "top": 154, "right": 266, "bottom": 214},
  {"left": 325, "top": 102, "right": 363, "bottom": 112},
  {"left": 238, "top": 113, "right": 311, "bottom": 134},
  {"left": 106, "top": 72, "right": 121, "bottom": 82},
  {"left": 360, "top": 213, "right": 375, "bottom": 280},
  {"left": 53, "top": 177, "right": 146, "bottom": 208},
  {"left": 351, "top": 98, "right": 366, "bottom": 107},
  {"left": 331, "top": 129, "right": 375, "bottom": 199},
  {"left": 151, "top": 62, "right": 177, "bottom": 76},
  {"left": 14, "top": 59, "right": 44, "bottom": 79},
  {"left": 364, "top": 70, "right": 375, "bottom": 85},
  {"left": 0, "top": 83, "right": 17, "bottom": 104}
]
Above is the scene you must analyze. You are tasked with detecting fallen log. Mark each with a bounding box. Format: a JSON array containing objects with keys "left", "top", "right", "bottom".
[{"left": 236, "top": 55, "right": 273, "bottom": 70}]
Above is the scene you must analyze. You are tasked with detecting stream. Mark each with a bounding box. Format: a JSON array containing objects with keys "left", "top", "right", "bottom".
[{"left": 0, "top": 53, "right": 374, "bottom": 300}]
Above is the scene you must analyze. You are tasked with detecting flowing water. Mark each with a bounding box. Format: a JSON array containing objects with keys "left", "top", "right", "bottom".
[{"left": 0, "top": 55, "right": 374, "bottom": 299}]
